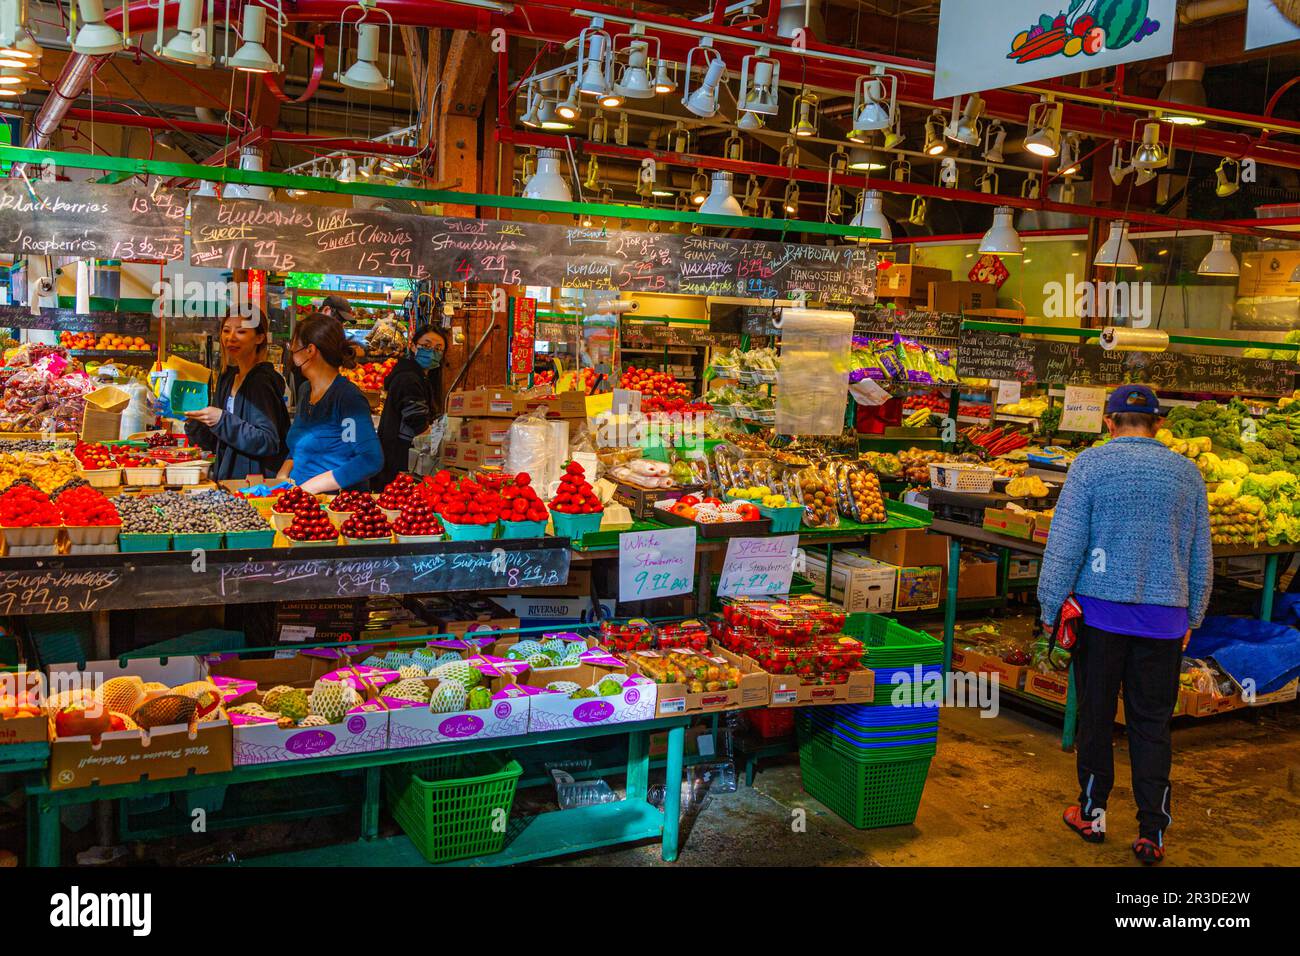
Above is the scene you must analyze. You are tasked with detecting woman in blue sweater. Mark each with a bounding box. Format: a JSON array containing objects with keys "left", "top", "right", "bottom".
[{"left": 276, "top": 313, "right": 383, "bottom": 493}]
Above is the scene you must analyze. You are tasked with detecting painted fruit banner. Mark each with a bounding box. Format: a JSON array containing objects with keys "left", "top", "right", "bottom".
[
  {"left": 1245, "top": 0, "right": 1300, "bottom": 50},
  {"left": 934, "top": 0, "right": 1175, "bottom": 100}
]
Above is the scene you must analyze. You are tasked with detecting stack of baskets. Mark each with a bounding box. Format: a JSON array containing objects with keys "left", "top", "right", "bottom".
[{"left": 797, "top": 612, "right": 943, "bottom": 829}]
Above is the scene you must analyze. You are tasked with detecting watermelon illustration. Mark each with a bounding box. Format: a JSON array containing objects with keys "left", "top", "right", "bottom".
[{"left": 1093, "top": 0, "right": 1147, "bottom": 49}]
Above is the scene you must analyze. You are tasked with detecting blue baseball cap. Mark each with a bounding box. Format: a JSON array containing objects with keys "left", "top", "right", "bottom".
[{"left": 1105, "top": 384, "right": 1161, "bottom": 416}]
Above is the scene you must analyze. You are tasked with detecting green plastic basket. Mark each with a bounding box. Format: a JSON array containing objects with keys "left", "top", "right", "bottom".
[
  {"left": 442, "top": 519, "right": 499, "bottom": 541},
  {"left": 798, "top": 732, "right": 933, "bottom": 829},
  {"left": 168, "top": 379, "right": 209, "bottom": 415},
  {"left": 758, "top": 503, "right": 804, "bottom": 533},
  {"left": 844, "top": 613, "right": 944, "bottom": 667},
  {"left": 173, "top": 532, "right": 223, "bottom": 552},
  {"left": 119, "top": 532, "right": 172, "bottom": 552},
  {"left": 385, "top": 753, "right": 523, "bottom": 864},
  {"left": 223, "top": 529, "right": 276, "bottom": 549}
]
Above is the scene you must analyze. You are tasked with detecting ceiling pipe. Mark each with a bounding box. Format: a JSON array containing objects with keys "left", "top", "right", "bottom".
[
  {"left": 502, "top": 125, "right": 1295, "bottom": 240},
  {"left": 1179, "top": 0, "right": 1247, "bottom": 23}
]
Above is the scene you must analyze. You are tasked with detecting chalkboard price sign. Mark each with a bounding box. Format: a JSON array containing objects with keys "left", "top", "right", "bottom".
[
  {"left": 855, "top": 308, "right": 961, "bottom": 338},
  {"left": 0, "top": 181, "right": 185, "bottom": 261},
  {"left": 958, "top": 331, "right": 1296, "bottom": 397},
  {"left": 0, "top": 305, "right": 153, "bottom": 335}
]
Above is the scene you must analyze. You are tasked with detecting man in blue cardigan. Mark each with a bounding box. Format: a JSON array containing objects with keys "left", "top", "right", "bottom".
[{"left": 1038, "top": 384, "right": 1213, "bottom": 865}]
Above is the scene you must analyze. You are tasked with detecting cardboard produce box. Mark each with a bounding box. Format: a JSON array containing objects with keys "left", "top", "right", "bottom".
[
  {"left": 492, "top": 593, "right": 615, "bottom": 627},
  {"left": 626, "top": 644, "right": 769, "bottom": 716},
  {"left": 275, "top": 598, "right": 368, "bottom": 643},
  {"left": 1022, "top": 669, "right": 1070, "bottom": 706},
  {"left": 767, "top": 667, "right": 875, "bottom": 708},
  {"left": 81, "top": 385, "right": 131, "bottom": 443},
  {"left": 0, "top": 670, "right": 47, "bottom": 746},
  {"left": 877, "top": 264, "right": 951, "bottom": 299},
  {"left": 427, "top": 597, "right": 520, "bottom": 639},
  {"left": 1007, "top": 555, "right": 1041, "bottom": 581},
  {"left": 868, "top": 529, "right": 950, "bottom": 569},
  {"left": 802, "top": 550, "right": 896, "bottom": 612},
  {"left": 447, "top": 387, "right": 523, "bottom": 418},
  {"left": 983, "top": 508, "right": 1035, "bottom": 541},
  {"left": 1238, "top": 250, "right": 1300, "bottom": 297},
  {"left": 1247, "top": 678, "right": 1298, "bottom": 707},
  {"left": 47, "top": 656, "right": 233, "bottom": 790},
  {"left": 1179, "top": 687, "right": 1241, "bottom": 717},
  {"left": 927, "top": 280, "right": 996, "bottom": 314},
  {"left": 516, "top": 567, "right": 592, "bottom": 598},
  {"left": 524, "top": 391, "right": 589, "bottom": 419},
  {"left": 384, "top": 668, "right": 530, "bottom": 748},
  {"left": 950, "top": 647, "right": 1025, "bottom": 691},
  {"left": 460, "top": 418, "right": 512, "bottom": 445},
  {"left": 956, "top": 552, "right": 999, "bottom": 599},
  {"left": 895, "top": 565, "right": 942, "bottom": 611},
  {"left": 442, "top": 440, "right": 507, "bottom": 470},
  {"left": 210, "top": 656, "right": 390, "bottom": 765},
  {"left": 520, "top": 664, "right": 658, "bottom": 732}
]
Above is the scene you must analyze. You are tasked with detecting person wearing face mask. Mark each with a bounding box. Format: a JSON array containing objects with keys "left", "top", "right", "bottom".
[
  {"left": 276, "top": 313, "right": 384, "bottom": 494},
  {"left": 184, "top": 312, "right": 290, "bottom": 481},
  {"left": 373, "top": 325, "right": 446, "bottom": 489}
]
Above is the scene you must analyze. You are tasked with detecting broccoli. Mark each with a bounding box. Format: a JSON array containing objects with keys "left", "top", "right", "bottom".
[
  {"left": 1243, "top": 441, "right": 1271, "bottom": 463},
  {"left": 1284, "top": 444, "right": 1300, "bottom": 464},
  {"left": 1195, "top": 401, "right": 1220, "bottom": 417},
  {"left": 1166, "top": 406, "right": 1191, "bottom": 422}
]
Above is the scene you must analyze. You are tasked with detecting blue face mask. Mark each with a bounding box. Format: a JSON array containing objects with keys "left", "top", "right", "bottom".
[{"left": 415, "top": 346, "right": 442, "bottom": 370}]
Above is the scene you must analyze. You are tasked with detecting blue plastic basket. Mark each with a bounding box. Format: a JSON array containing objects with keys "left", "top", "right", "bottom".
[
  {"left": 497, "top": 518, "right": 547, "bottom": 539},
  {"left": 168, "top": 379, "right": 209, "bottom": 414},
  {"left": 442, "top": 519, "right": 498, "bottom": 541}
]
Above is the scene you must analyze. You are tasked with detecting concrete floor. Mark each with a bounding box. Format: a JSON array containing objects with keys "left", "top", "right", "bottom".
[{"left": 549, "top": 701, "right": 1300, "bottom": 867}]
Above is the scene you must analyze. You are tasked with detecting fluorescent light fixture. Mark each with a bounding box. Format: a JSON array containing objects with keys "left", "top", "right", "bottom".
[
  {"left": 339, "top": 22, "right": 390, "bottom": 92},
  {"left": 737, "top": 47, "right": 779, "bottom": 116},
  {"left": 791, "top": 90, "right": 818, "bottom": 138},
  {"left": 924, "top": 110, "right": 946, "bottom": 156},
  {"left": 1132, "top": 121, "right": 1167, "bottom": 171},
  {"left": 979, "top": 206, "right": 1023, "bottom": 256},
  {"left": 1094, "top": 221, "right": 1138, "bottom": 268},
  {"left": 1024, "top": 96, "right": 1062, "bottom": 158},
  {"left": 681, "top": 39, "right": 725, "bottom": 119},
  {"left": 72, "top": 0, "right": 123, "bottom": 56},
  {"left": 227, "top": 4, "right": 277, "bottom": 74},
  {"left": 523, "top": 148, "right": 572, "bottom": 202},
  {"left": 850, "top": 189, "right": 890, "bottom": 244},
  {"left": 614, "top": 39, "right": 654, "bottom": 99},
  {"left": 1198, "top": 234, "right": 1239, "bottom": 277},
  {"left": 699, "top": 170, "right": 744, "bottom": 216},
  {"left": 224, "top": 148, "right": 273, "bottom": 201},
  {"left": 159, "top": 0, "right": 212, "bottom": 66},
  {"left": 1159, "top": 61, "right": 1206, "bottom": 126}
]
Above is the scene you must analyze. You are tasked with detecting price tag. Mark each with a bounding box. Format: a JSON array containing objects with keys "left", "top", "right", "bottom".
[
  {"left": 995, "top": 380, "right": 1021, "bottom": 405},
  {"left": 278, "top": 624, "right": 316, "bottom": 643},
  {"left": 1061, "top": 385, "right": 1105, "bottom": 434},
  {"left": 618, "top": 526, "right": 697, "bottom": 603},
  {"left": 717, "top": 535, "right": 799, "bottom": 598}
]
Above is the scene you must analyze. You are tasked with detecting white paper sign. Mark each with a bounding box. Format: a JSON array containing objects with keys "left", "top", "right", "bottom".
[
  {"left": 934, "top": 0, "right": 1175, "bottom": 100},
  {"left": 849, "top": 377, "right": 893, "bottom": 406},
  {"left": 718, "top": 535, "right": 800, "bottom": 598},
  {"left": 619, "top": 526, "right": 697, "bottom": 603},
  {"left": 1061, "top": 385, "right": 1105, "bottom": 433},
  {"left": 996, "top": 380, "right": 1022, "bottom": 405},
  {"left": 1246, "top": 0, "right": 1300, "bottom": 50}
]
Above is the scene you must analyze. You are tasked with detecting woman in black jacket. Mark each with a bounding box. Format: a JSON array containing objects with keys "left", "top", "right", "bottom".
[
  {"left": 185, "top": 313, "right": 291, "bottom": 481},
  {"left": 374, "top": 325, "right": 445, "bottom": 489}
]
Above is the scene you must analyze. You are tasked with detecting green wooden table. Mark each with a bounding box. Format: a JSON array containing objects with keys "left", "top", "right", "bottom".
[{"left": 25, "top": 718, "right": 690, "bottom": 867}]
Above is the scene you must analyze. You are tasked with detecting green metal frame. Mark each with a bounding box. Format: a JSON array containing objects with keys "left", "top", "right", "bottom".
[
  {"left": 27, "top": 717, "right": 689, "bottom": 867},
  {"left": 0, "top": 145, "right": 880, "bottom": 243},
  {"left": 961, "top": 319, "right": 1300, "bottom": 354}
]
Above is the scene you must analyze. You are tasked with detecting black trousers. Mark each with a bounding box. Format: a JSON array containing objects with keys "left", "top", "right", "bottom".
[{"left": 1073, "top": 624, "right": 1182, "bottom": 840}]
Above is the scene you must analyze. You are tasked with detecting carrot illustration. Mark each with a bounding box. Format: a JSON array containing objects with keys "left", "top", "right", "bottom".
[{"left": 1007, "top": 27, "right": 1069, "bottom": 61}]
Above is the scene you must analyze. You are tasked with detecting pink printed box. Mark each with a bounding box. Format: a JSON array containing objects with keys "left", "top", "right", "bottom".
[
  {"left": 521, "top": 664, "right": 658, "bottom": 733},
  {"left": 384, "top": 666, "right": 532, "bottom": 748},
  {"left": 208, "top": 656, "right": 390, "bottom": 766}
]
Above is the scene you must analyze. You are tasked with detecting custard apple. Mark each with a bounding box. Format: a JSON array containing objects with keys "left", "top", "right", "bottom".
[
  {"left": 298, "top": 715, "right": 328, "bottom": 728},
  {"left": 261, "top": 685, "right": 296, "bottom": 711},
  {"left": 546, "top": 681, "right": 581, "bottom": 695},
  {"left": 308, "top": 679, "right": 359, "bottom": 724},
  {"left": 542, "top": 638, "right": 570, "bottom": 658},
  {"left": 398, "top": 664, "right": 428, "bottom": 679},
  {"left": 361, "top": 655, "right": 386, "bottom": 668},
  {"left": 596, "top": 677, "right": 623, "bottom": 698},
  {"left": 505, "top": 640, "right": 544, "bottom": 660},
  {"left": 428, "top": 679, "right": 469, "bottom": 714},
  {"left": 525, "top": 652, "right": 554, "bottom": 669},
  {"left": 433, "top": 651, "right": 461, "bottom": 668},
  {"left": 274, "top": 688, "right": 310, "bottom": 721},
  {"left": 466, "top": 686, "right": 492, "bottom": 711},
  {"left": 431, "top": 661, "right": 482, "bottom": 689},
  {"left": 569, "top": 688, "right": 597, "bottom": 700},
  {"left": 385, "top": 678, "right": 432, "bottom": 703},
  {"left": 228, "top": 703, "right": 271, "bottom": 717}
]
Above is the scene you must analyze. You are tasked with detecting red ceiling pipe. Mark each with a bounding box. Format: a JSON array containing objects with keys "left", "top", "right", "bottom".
[{"left": 501, "top": 125, "right": 1293, "bottom": 240}]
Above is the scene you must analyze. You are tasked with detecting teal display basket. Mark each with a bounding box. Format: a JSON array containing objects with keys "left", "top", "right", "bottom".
[
  {"left": 550, "top": 510, "right": 603, "bottom": 541},
  {"left": 119, "top": 533, "right": 172, "bottom": 552},
  {"left": 442, "top": 519, "right": 498, "bottom": 541},
  {"left": 758, "top": 503, "right": 803, "bottom": 533},
  {"left": 168, "top": 380, "right": 209, "bottom": 415},
  {"left": 498, "top": 518, "right": 547, "bottom": 539},
  {"left": 223, "top": 529, "right": 276, "bottom": 549},
  {"left": 173, "top": 532, "right": 223, "bottom": 552},
  {"left": 385, "top": 753, "right": 523, "bottom": 864}
]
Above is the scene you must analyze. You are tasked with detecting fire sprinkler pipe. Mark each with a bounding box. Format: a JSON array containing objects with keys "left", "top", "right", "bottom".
[{"left": 501, "top": 126, "right": 1295, "bottom": 241}]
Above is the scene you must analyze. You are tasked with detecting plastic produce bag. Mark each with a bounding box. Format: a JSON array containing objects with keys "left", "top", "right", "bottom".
[
  {"left": 505, "top": 409, "right": 553, "bottom": 483},
  {"left": 118, "top": 381, "right": 157, "bottom": 439},
  {"left": 774, "top": 309, "right": 854, "bottom": 436},
  {"left": 792, "top": 464, "right": 840, "bottom": 529},
  {"left": 366, "top": 316, "right": 408, "bottom": 355}
]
